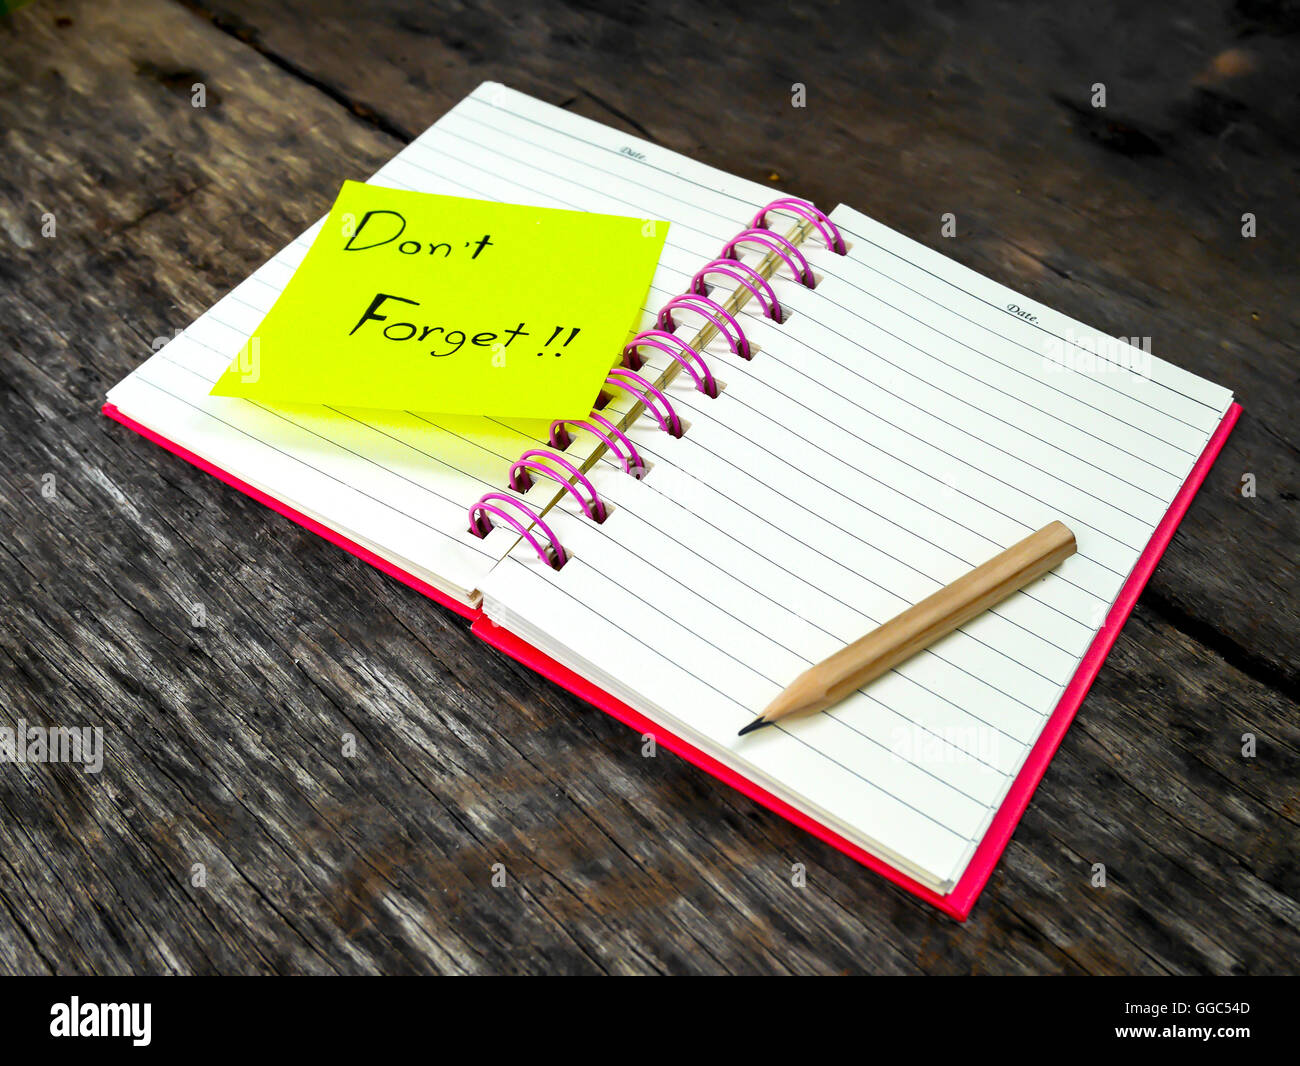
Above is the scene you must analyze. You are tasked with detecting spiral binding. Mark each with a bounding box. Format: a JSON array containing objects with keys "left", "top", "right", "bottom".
[
  {"left": 549, "top": 411, "right": 645, "bottom": 478},
  {"left": 752, "top": 197, "right": 847, "bottom": 255},
  {"left": 657, "top": 294, "right": 752, "bottom": 359},
  {"left": 624, "top": 330, "right": 717, "bottom": 397},
  {"left": 601, "top": 368, "right": 683, "bottom": 438},
  {"left": 469, "top": 197, "right": 847, "bottom": 569},
  {"left": 691, "top": 259, "right": 784, "bottom": 323},
  {"left": 720, "top": 228, "right": 816, "bottom": 288},
  {"left": 469, "top": 493, "right": 568, "bottom": 569},
  {"left": 509, "top": 450, "right": 608, "bottom": 523}
]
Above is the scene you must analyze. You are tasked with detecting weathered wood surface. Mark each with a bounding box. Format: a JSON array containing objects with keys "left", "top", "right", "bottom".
[{"left": 0, "top": 0, "right": 1295, "bottom": 974}]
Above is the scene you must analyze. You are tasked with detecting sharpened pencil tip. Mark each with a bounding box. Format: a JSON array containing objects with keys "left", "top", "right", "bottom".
[{"left": 738, "top": 717, "right": 772, "bottom": 737}]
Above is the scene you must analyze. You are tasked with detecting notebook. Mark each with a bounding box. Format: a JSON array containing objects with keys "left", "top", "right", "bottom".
[{"left": 104, "top": 81, "right": 1239, "bottom": 918}]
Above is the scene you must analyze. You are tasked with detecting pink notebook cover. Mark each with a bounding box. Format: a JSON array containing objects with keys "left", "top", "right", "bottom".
[{"left": 102, "top": 399, "right": 1241, "bottom": 919}]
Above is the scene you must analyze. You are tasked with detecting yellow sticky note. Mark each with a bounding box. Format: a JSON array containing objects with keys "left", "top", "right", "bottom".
[{"left": 211, "top": 181, "right": 668, "bottom": 419}]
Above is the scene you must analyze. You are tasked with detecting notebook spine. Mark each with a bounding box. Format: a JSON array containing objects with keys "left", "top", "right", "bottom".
[{"left": 469, "top": 197, "right": 847, "bottom": 568}]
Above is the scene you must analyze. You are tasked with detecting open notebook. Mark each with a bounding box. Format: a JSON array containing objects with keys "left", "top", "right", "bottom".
[{"left": 105, "top": 82, "right": 1238, "bottom": 918}]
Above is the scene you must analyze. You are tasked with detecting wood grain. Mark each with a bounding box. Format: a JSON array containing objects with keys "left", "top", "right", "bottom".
[{"left": 0, "top": 0, "right": 1295, "bottom": 973}]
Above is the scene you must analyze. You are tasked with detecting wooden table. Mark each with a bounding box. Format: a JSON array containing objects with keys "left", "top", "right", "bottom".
[{"left": 1, "top": 0, "right": 1296, "bottom": 974}]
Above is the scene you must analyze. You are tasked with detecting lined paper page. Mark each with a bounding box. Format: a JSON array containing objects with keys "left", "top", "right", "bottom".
[
  {"left": 481, "top": 204, "right": 1232, "bottom": 889},
  {"left": 107, "top": 82, "right": 779, "bottom": 601}
]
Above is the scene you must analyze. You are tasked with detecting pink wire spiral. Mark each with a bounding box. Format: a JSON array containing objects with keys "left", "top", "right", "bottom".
[
  {"left": 550, "top": 414, "right": 645, "bottom": 478},
  {"left": 657, "top": 293, "right": 751, "bottom": 359},
  {"left": 752, "top": 197, "right": 847, "bottom": 254},
  {"left": 468, "top": 493, "right": 567, "bottom": 569},
  {"left": 603, "top": 367, "right": 683, "bottom": 437},
  {"left": 466, "top": 197, "right": 841, "bottom": 569},
  {"left": 509, "top": 449, "right": 608, "bottom": 522},
  {"left": 623, "top": 330, "right": 718, "bottom": 397},
  {"left": 691, "top": 258, "right": 785, "bottom": 322},
  {"left": 720, "top": 227, "right": 816, "bottom": 287}
]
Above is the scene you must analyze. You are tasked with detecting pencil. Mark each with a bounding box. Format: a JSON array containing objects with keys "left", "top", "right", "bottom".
[{"left": 738, "top": 521, "right": 1077, "bottom": 736}]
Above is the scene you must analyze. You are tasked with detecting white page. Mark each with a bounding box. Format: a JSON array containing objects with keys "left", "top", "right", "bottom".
[
  {"left": 107, "top": 82, "right": 781, "bottom": 602},
  {"left": 482, "top": 204, "right": 1232, "bottom": 890}
]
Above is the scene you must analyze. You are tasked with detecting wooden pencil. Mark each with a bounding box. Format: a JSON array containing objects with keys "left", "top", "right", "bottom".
[{"left": 738, "top": 521, "right": 1077, "bottom": 735}]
